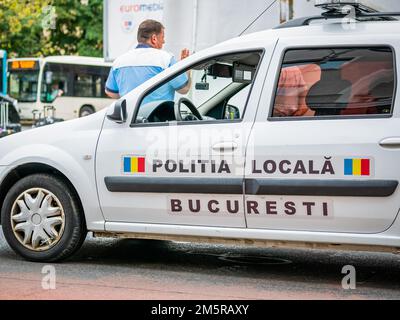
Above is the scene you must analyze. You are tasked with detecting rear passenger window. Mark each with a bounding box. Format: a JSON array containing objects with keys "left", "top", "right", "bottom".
[{"left": 271, "top": 47, "right": 395, "bottom": 118}]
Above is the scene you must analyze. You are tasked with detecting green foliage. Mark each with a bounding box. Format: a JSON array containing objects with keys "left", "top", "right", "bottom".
[{"left": 0, "top": 0, "right": 103, "bottom": 58}]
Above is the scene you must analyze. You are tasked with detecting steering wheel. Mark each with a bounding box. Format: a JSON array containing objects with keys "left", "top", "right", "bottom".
[{"left": 174, "top": 97, "right": 203, "bottom": 122}]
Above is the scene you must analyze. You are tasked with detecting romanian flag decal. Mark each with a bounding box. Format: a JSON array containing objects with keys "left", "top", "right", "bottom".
[
  {"left": 123, "top": 157, "right": 146, "bottom": 174},
  {"left": 344, "top": 158, "right": 370, "bottom": 176}
]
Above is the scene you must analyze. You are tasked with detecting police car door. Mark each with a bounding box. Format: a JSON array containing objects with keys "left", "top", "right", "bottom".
[
  {"left": 245, "top": 36, "right": 400, "bottom": 234},
  {"left": 96, "top": 47, "right": 273, "bottom": 227}
]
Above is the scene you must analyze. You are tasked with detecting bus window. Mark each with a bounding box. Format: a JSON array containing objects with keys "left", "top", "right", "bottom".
[
  {"left": 101, "top": 66, "right": 110, "bottom": 98},
  {"left": 72, "top": 65, "right": 111, "bottom": 98},
  {"left": 41, "top": 63, "right": 71, "bottom": 103},
  {"left": 74, "top": 73, "right": 93, "bottom": 97},
  {"left": 94, "top": 76, "right": 102, "bottom": 98},
  {"left": 8, "top": 65, "right": 40, "bottom": 103}
]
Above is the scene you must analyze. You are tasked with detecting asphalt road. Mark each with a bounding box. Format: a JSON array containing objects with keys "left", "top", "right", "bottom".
[{"left": 0, "top": 227, "right": 399, "bottom": 300}]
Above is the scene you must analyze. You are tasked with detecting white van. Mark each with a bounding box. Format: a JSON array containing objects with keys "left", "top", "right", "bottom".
[{"left": 1, "top": 0, "right": 400, "bottom": 262}]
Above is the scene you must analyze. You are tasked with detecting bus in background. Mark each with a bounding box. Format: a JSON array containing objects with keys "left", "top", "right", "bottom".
[
  {"left": 8, "top": 56, "right": 113, "bottom": 122},
  {"left": 0, "top": 50, "right": 7, "bottom": 95}
]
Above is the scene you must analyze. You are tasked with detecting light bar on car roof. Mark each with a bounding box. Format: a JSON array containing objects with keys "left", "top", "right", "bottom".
[{"left": 315, "top": 0, "right": 359, "bottom": 9}]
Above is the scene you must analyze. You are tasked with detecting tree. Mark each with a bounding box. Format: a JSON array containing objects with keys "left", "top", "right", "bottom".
[
  {"left": 0, "top": 0, "right": 50, "bottom": 57},
  {"left": 45, "top": 0, "right": 103, "bottom": 57},
  {"left": 0, "top": 0, "right": 103, "bottom": 58}
]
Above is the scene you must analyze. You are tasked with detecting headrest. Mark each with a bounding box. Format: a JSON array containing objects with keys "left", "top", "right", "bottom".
[
  {"left": 369, "top": 80, "right": 395, "bottom": 114},
  {"left": 370, "top": 80, "right": 395, "bottom": 99},
  {"left": 306, "top": 69, "right": 352, "bottom": 116}
]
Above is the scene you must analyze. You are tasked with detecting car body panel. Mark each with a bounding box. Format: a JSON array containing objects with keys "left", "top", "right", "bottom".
[
  {"left": 0, "top": 110, "right": 107, "bottom": 230},
  {"left": 244, "top": 32, "right": 400, "bottom": 234},
  {"left": 1, "top": 20, "right": 400, "bottom": 252},
  {"left": 95, "top": 39, "right": 278, "bottom": 227}
]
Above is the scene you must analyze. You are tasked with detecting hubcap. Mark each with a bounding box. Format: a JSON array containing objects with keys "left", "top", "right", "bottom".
[
  {"left": 31, "top": 214, "right": 42, "bottom": 225},
  {"left": 10, "top": 188, "right": 65, "bottom": 251}
]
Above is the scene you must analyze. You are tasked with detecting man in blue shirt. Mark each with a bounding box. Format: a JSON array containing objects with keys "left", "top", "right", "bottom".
[{"left": 105, "top": 20, "right": 191, "bottom": 102}]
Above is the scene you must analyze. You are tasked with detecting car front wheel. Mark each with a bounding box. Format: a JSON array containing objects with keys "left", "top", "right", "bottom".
[{"left": 1, "top": 174, "right": 87, "bottom": 262}]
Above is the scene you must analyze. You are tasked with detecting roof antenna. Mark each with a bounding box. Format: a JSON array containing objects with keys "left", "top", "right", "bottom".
[
  {"left": 239, "top": 0, "right": 278, "bottom": 36},
  {"left": 315, "top": 0, "right": 360, "bottom": 11},
  {"left": 276, "top": 0, "right": 399, "bottom": 29}
]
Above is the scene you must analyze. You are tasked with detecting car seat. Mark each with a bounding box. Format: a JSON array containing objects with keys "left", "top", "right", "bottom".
[
  {"left": 369, "top": 79, "right": 395, "bottom": 114},
  {"left": 305, "top": 69, "right": 352, "bottom": 116}
]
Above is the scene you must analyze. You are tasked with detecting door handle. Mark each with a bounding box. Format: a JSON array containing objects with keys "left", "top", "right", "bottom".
[
  {"left": 212, "top": 142, "right": 238, "bottom": 152},
  {"left": 379, "top": 137, "right": 400, "bottom": 148}
]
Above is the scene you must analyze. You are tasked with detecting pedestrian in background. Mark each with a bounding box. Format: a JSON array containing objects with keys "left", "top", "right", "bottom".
[{"left": 105, "top": 19, "right": 191, "bottom": 100}]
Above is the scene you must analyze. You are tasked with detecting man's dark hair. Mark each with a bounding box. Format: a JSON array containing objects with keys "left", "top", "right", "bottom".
[{"left": 137, "top": 20, "right": 164, "bottom": 43}]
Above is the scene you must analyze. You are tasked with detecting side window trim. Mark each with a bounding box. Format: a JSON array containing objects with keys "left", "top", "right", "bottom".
[
  {"left": 129, "top": 49, "right": 265, "bottom": 127},
  {"left": 267, "top": 45, "right": 397, "bottom": 121}
]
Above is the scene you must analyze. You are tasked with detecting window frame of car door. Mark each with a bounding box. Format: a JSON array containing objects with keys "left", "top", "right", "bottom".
[
  {"left": 129, "top": 49, "right": 266, "bottom": 128},
  {"left": 267, "top": 44, "right": 397, "bottom": 122},
  {"left": 201, "top": 82, "right": 251, "bottom": 120}
]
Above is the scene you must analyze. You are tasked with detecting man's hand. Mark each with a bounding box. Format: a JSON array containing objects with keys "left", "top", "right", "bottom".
[
  {"left": 180, "top": 48, "right": 190, "bottom": 60},
  {"left": 177, "top": 49, "right": 191, "bottom": 95}
]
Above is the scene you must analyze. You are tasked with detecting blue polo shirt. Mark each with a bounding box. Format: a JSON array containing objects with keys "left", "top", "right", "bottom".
[{"left": 106, "top": 44, "right": 188, "bottom": 103}]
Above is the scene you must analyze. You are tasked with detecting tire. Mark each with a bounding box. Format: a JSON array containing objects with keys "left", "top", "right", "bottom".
[
  {"left": 79, "top": 106, "right": 94, "bottom": 117},
  {"left": 1, "top": 174, "right": 87, "bottom": 262}
]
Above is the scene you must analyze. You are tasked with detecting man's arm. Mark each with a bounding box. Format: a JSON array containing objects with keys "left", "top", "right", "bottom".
[
  {"left": 105, "top": 89, "right": 120, "bottom": 99},
  {"left": 105, "top": 68, "right": 120, "bottom": 99},
  {"left": 177, "top": 72, "right": 191, "bottom": 95},
  {"left": 173, "top": 49, "right": 191, "bottom": 95}
]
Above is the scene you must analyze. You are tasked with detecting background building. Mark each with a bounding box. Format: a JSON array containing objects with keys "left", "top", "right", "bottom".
[{"left": 104, "top": 0, "right": 400, "bottom": 60}]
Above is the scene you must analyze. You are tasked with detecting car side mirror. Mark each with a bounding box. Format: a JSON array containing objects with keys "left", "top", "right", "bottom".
[{"left": 107, "top": 99, "right": 127, "bottom": 124}]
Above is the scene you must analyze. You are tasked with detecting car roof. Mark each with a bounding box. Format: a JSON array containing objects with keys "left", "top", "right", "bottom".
[{"left": 217, "top": 20, "right": 400, "bottom": 49}]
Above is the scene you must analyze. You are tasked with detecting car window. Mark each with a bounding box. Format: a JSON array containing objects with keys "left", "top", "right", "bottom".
[
  {"left": 40, "top": 63, "right": 72, "bottom": 103},
  {"left": 225, "top": 85, "right": 251, "bottom": 119},
  {"left": 133, "top": 51, "right": 262, "bottom": 125},
  {"left": 271, "top": 47, "right": 395, "bottom": 118}
]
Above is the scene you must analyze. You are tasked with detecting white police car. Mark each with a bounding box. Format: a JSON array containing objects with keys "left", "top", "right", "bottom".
[{"left": 1, "top": 1, "right": 400, "bottom": 261}]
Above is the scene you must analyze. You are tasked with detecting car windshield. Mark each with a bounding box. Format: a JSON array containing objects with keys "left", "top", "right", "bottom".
[{"left": 8, "top": 70, "right": 39, "bottom": 102}]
